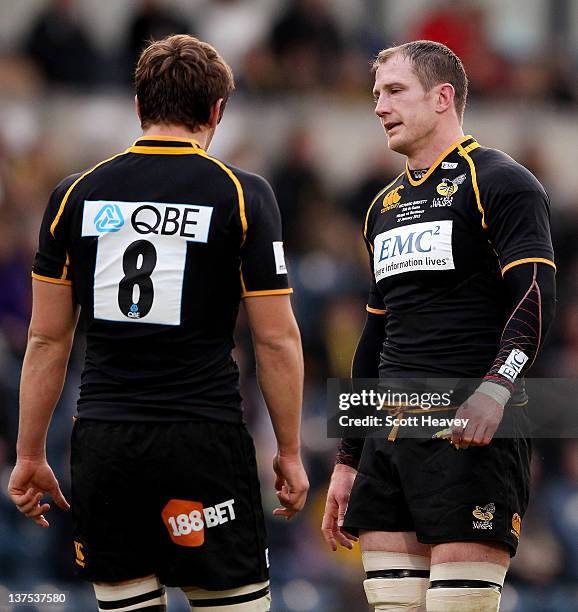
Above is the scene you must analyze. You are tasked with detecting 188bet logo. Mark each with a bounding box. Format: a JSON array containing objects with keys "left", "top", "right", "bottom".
[{"left": 161, "top": 498, "right": 236, "bottom": 547}]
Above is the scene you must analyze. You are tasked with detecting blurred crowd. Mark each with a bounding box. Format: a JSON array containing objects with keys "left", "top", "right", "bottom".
[
  {"left": 0, "top": 1, "right": 578, "bottom": 611},
  {"left": 1, "top": 0, "right": 575, "bottom": 103}
]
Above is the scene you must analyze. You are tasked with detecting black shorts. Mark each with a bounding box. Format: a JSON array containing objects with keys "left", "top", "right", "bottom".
[
  {"left": 70, "top": 418, "right": 269, "bottom": 588},
  {"left": 343, "top": 436, "right": 531, "bottom": 556}
]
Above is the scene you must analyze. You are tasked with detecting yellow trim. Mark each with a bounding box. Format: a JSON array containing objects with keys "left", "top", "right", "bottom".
[
  {"left": 128, "top": 146, "right": 201, "bottom": 155},
  {"left": 128, "top": 144, "right": 248, "bottom": 245},
  {"left": 501, "top": 258, "right": 556, "bottom": 276},
  {"left": 240, "top": 270, "right": 248, "bottom": 294},
  {"left": 457, "top": 143, "right": 487, "bottom": 230},
  {"left": 60, "top": 253, "right": 70, "bottom": 280},
  {"left": 196, "top": 150, "right": 247, "bottom": 245},
  {"left": 384, "top": 401, "right": 527, "bottom": 415},
  {"left": 32, "top": 273, "right": 73, "bottom": 286},
  {"left": 242, "top": 288, "right": 293, "bottom": 298},
  {"left": 462, "top": 141, "right": 480, "bottom": 154},
  {"left": 364, "top": 172, "right": 405, "bottom": 246},
  {"left": 366, "top": 305, "right": 386, "bottom": 315},
  {"left": 133, "top": 135, "right": 201, "bottom": 147},
  {"left": 405, "top": 135, "right": 474, "bottom": 186},
  {"left": 49, "top": 151, "right": 130, "bottom": 237}
]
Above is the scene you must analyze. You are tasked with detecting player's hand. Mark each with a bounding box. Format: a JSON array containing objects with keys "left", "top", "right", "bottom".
[
  {"left": 272, "top": 452, "right": 309, "bottom": 520},
  {"left": 8, "top": 458, "right": 70, "bottom": 528},
  {"left": 451, "top": 391, "right": 504, "bottom": 449},
  {"left": 321, "top": 463, "right": 359, "bottom": 551}
]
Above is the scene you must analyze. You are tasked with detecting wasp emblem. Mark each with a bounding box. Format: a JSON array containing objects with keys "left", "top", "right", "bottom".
[
  {"left": 472, "top": 503, "right": 495, "bottom": 521},
  {"left": 436, "top": 173, "right": 467, "bottom": 197}
]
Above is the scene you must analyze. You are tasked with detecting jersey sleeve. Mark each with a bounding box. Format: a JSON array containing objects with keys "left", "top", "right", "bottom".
[
  {"left": 366, "top": 277, "right": 386, "bottom": 314},
  {"left": 363, "top": 231, "right": 386, "bottom": 315},
  {"left": 32, "top": 174, "right": 80, "bottom": 285},
  {"left": 239, "top": 174, "right": 292, "bottom": 298},
  {"left": 480, "top": 166, "right": 555, "bottom": 276}
]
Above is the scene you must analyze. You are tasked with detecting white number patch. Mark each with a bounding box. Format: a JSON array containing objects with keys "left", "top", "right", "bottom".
[{"left": 82, "top": 200, "right": 213, "bottom": 325}]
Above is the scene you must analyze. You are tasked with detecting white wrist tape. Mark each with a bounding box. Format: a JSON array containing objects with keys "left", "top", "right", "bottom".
[{"left": 476, "top": 381, "right": 511, "bottom": 407}]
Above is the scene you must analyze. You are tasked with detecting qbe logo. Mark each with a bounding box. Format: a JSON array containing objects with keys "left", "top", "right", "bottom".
[
  {"left": 373, "top": 220, "right": 454, "bottom": 281},
  {"left": 94, "top": 203, "right": 124, "bottom": 232}
]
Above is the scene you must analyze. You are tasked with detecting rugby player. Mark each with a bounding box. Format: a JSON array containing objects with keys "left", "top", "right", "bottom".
[
  {"left": 321, "top": 41, "right": 556, "bottom": 611},
  {"left": 8, "top": 35, "right": 308, "bottom": 612}
]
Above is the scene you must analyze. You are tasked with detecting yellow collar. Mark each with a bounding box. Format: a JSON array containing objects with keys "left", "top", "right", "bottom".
[
  {"left": 405, "top": 135, "right": 476, "bottom": 186},
  {"left": 128, "top": 136, "right": 203, "bottom": 154}
]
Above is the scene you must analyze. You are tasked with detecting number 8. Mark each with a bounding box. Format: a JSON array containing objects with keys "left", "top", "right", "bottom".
[{"left": 117, "top": 240, "right": 157, "bottom": 319}]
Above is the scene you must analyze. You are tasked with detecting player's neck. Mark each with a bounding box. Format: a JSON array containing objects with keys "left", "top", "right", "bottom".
[
  {"left": 406, "top": 127, "right": 465, "bottom": 170},
  {"left": 141, "top": 124, "right": 212, "bottom": 150}
]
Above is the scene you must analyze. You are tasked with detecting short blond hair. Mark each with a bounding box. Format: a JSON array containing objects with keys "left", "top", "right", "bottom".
[{"left": 373, "top": 40, "right": 468, "bottom": 121}]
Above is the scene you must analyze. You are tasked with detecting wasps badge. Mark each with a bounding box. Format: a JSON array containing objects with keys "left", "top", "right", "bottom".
[
  {"left": 436, "top": 173, "right": 466, "bottom": 197},
  {"left": 472, "top": 503, "right": 495, "bottom": 521}
]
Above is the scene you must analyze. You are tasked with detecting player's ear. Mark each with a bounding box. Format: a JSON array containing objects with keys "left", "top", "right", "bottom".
[
  {"left": 135, "top": 95, "right": 141, "bottom": 122},
  {"left": 435, "top": 83, "right": 455, "bottom": 115},
  {"left": 209, "top": 98, "right": 225, "bottom": 128}
]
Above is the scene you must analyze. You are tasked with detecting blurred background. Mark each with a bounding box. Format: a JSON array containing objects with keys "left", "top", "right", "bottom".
[{"left": 0, "top": 0, "right": 577, "bottom": 610}]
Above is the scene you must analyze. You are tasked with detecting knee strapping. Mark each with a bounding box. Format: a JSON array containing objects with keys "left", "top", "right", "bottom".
[
  {"left": 183, "top": 581, "right": 270, "bottom": 611},
  {"left": 362, "top": 552, "right": 430, "bottom": 611},
  {"left": 93, "top": 575, "right": 167, "bottom": 612},
  {"left": 426, "top": 562, "right": 507, "bottom": 612}
]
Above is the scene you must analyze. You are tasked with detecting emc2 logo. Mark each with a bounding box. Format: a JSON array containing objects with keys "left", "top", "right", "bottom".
[
  {"left": 95, "top": 204, "right": 124, "bottom": 233},
  {"left": 377, "top": 224, "right": 440, "bottom": 262}
]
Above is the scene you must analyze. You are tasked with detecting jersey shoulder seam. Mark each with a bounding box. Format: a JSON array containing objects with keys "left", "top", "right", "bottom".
[
  {"left": 195, "top": 150, "right": 248, "bottom": 245},
  {"left": 49, "top": 150, "right": 131, "bottom": 237}
]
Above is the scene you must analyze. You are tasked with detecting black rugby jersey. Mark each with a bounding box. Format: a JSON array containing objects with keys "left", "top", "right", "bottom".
[
  {"left": 363, "top": 135, "right": 555, "bottom": 377},
  {"left": 33, "top": 136, "right": 292, "bottom": 422}
]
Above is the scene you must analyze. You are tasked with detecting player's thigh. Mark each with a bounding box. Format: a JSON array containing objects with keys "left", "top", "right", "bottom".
[
  {"left": 360, "top": 530, "right": 430, "bottom": 557},
  {"left": 431, "top": 541, "right": 509, "bottom": 566},
  {"left": 359, "top": 531, "right": 431, "bottom": 611}
]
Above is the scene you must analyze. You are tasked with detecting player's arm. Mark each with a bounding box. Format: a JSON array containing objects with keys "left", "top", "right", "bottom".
[
  {"left": 8, "top": 280, "right": 78, "bottom": 526},
  {"left": 484, "top": 261, "right": 556, "bottom": 391},
  {"left": 337, "top": 308, "right": 386, "bottom": 469},
  {"left": 8, "top": 174, "right": 79, "bottom": 526},
  {"left": 453, "top": 162, "right": 556, "bottom": 448},
  {"left": 323, "top": 298, "right": 387, "bottom": 551},
  {"left": 453, "top": 262, "right": 556, "bottom": 447},
  {"left": 239, "top": 172, "right": 308, "bottom": 519},
  {"left": 244, "top": 295, "right": 308, "bottom": 520}
]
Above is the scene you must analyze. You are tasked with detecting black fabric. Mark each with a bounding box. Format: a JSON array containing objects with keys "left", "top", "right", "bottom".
[
  {"left": 71, "top": 419, "right": 269, "bottom": 589},
  {"left": 343, "top": 435, "right": 531, "bottom": 557},
  {"left": 190, "top": 586, "right": 270, "bottom": 607},
  {"left": 99, "top": 607, "right": 165, "bottom": 612},
  {"left": 97, "top": 588, "right": 165, "bottom": 609},
  {"left": 366, "top": 569, "right": 430, "bottom": 579},
  {"left": 352, "top": 312, "right": 386, "bottom": 379},
  {"left": 485, "top": 262, "right": 556, "bottom": 390},
  {"left": 336, "top": 312, "right": 386, "bottom": 468},
  {"left": 363, "top": 137, "right": 555, "bottom": 378},
  {"left": 335, "top": 437, "right": 365, "bottom": 469},
  {"left": 33, "top": 138, "right": 291, "bottom": 422},
  {"left": 429, "top": 579, "right": 502, "bottom": 592}
]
